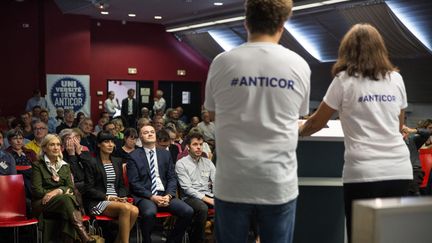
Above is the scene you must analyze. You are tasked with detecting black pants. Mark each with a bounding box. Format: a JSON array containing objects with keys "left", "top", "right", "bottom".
[
  {"left": 408, "top": 167, "right": 424, "bottom": 196},
  {"left": 184, "top": 198, "right": 213, "bottom": 243},
  {"left": 343, "top": 180, "right": 409, "bottom": 243}
]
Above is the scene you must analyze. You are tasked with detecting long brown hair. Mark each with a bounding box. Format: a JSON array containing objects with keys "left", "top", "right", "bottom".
[{"left": 332, "top": 23, "right": 398, "bottom": 80}]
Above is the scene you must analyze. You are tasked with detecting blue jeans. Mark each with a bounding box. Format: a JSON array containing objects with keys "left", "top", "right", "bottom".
[{"left": 215, "top": 198, "right": 297, "bottom": 243}]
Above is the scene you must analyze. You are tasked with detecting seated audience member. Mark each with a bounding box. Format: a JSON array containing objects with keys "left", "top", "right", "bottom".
[
  {"left": 21, "top": 112, "right": 33, "bottom": 139},
  {"left": 176, "top": 106, "right": 188, "bottom": 124},
  {"left": 419, "top": 119, "right": 432, "bottom": 149},
  {"left": 94, "top": 116, "right": 109, "bottom": 135},
  {"left": 185, "top": 116, "right": 200, "bottom": 134},
  {"left": 56, "top": 109, "right": 76, "bottom": 134},
  {"left": 40, "top": 108, "right": 58, "bottom": 133},
  {"left": 0, "top": 148, "right": 16, "bottom": 175},
  {"left": 31, "top": 105, "right": 42, "bottom": 121},
  {"left": 78, "top": 118, "right": 97, "bottom": 154},
  {"left": 59, "top": 129, "right": 92, "bottom": 193},
  {"left": 83, "top": 131, "right": 139, "bottom": 243},
  {"left": 55, "top": 107, "right": 64, "bottom": 126},
  {"left": 178, "top": 128, "right": 212, "bottom": 161},
  {"left": 156, "top": 129, "right": 179, "bottom": 163},
  {"left": 104, "top": 121, "right": 123, "bottom": 149},
  {"left": 153, "top": 116, "right": 165, "bottom": 132},
  {"left": 175, "top": 132, "right": 216, "bottom": 243},
  {"left": 25, "top": 120, "right": 48, "bottom": 155},
  {"left": 135, "top": 118, "right": 152, "bottom": 148},
  {"left": 73, "top": 112, "right": 86, "bottom": 128},
  {"left": 112, "top": 118, "right": 125, "bottom": 140},
  {"left": 113, "top": 127, "right": 139, "bottom": 161},
  {"left": 31, "top": 134, "right": 95, "bottom": 243},
  {"left": 26, "top": 89, "right": 48, "bottom": 112},
  {"left": 166, "top": 109, "right": 187, "bottom": 131},
  {"left": 197, "top": 111, "right": 215, "bottom": 148},
  {"left": 402, "top": 125, "right": 432, "bottom": 195},
  {"left": 6, "top": 129, "right": 37, "bottom": 215},
  {"left": 140, "top": 107, "right": 151, "bottom": 120},
  {"left": 127, "top": 125, "right": 193, "bottom": 243},
  {"left": 3, "top": 122, "right": 31, "bottom": 148}
]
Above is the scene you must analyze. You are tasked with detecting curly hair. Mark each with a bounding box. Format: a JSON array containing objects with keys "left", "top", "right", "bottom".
[{"left": 245, "top": 0, "right": 292, "bottom": 35}]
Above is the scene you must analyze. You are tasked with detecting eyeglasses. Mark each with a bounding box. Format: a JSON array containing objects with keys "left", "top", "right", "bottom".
[{"left": 34, "top": 127, "right": 47, "bottom": 131}]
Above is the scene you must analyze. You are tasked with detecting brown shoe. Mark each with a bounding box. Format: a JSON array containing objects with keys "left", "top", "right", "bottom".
[{"left": 70, "top": 210, "right": 96, "bottom": 243}]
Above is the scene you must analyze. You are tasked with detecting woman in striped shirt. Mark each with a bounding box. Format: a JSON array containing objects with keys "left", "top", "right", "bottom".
[{"left": 83, "top": 131, "right": 139, "bottom": 243}]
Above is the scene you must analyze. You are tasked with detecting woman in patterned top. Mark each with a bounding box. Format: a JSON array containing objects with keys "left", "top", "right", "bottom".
[{"left": 83, "top": 131, "right": 139, "bottom": 243}]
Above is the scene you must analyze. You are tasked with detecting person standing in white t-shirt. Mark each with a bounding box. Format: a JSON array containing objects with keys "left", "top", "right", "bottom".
[
  {"left": 204, "top": 0, "right": 310, "bottom": 242},
  {"left": 299, "top": 24, "right": 412, "bottom": 243}
]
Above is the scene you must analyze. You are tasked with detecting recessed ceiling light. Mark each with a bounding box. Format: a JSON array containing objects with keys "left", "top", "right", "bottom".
[
  {"left": 214, "top": 2, "right": 223, "bottom": 6},
  {"left": 154, "top": 16, "right": 162, "bottom": 20},
  {"left": 128, "top": 13, "right": 136, "bottom": 17},
  {"left": 101, "top": 11, "right": 109, "bottom": 15}
]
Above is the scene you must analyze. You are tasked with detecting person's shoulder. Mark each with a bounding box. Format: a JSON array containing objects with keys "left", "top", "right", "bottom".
[
  {"left": 388, "top": 71, "right": 403, "bottom": 81},
  {"left": 129, "top": 147, "right": 143, "bottom": 157},
  {"left": 156, "top": 147, "right": 170, "bottom": 155},
  {"left": 111, "top": 156, "right": 123, "bottom": 165},
  {"left": 176, "top": 155, "right": 190, "bottom": 165},
  {"left": 201, "top": 157, "right": 214, "bottom": 166}
]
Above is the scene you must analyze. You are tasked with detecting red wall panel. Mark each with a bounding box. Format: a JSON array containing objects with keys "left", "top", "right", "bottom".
[
  {"left": 0, "top": 0, "right": 40, "bottom": 116},
  {"left": 0, "top": 0, "right": 209, "bottom": 121}
]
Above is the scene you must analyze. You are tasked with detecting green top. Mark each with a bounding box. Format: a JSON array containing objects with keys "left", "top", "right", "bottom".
[{"left": 31, "top": 159, "right": 74, "bottom": 200}]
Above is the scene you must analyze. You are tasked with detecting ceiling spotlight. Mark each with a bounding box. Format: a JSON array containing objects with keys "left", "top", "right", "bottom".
[
  {"left": 128, "top": 13, "right": 136, "bottom": 17},
  {"left": 154, "top": 16, "right": 162, "bottom": 20},
  {"left": 214, "top": 2, "right": 223, "bottom": 6},
  {"left": 101, "top": 11, "right": 109, "bottom": 15}
]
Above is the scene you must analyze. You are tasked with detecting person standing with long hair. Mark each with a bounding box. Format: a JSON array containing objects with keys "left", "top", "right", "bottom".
[{"left": 299, "top": 23, "right": 412, "bottom": 242}]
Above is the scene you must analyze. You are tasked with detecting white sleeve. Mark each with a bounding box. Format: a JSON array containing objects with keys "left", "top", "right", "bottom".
[
  {"left": 299, "top": 68, "right": 311, "bottom": 116},
  {"left": 323, "top": 76, "right": 343, "bottom": 111},
  {"left": 204, "top": 61, "right": 217, "bottom": 112},
  {"left": 396, "top": 73, "right": 408, "bottom": 109},
  {"left": 104, "top": 100, "right": 115, "bottom": 113}
]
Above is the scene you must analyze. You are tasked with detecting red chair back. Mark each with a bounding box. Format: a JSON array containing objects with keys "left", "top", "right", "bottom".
[
  {"left": 0, "top": 174, "right": 27, "bottom": 221},
  {"left": 419, "top": 149, "right": 432, "bottom": 188}
]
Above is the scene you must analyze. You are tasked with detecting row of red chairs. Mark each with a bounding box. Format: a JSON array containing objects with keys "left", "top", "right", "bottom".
[{"left": 0, "top": 162, "right": 217, "bottom": 242}]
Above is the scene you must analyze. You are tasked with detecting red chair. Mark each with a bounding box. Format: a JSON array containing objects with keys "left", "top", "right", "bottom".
[
  {"left": 419, "top": 149, "right": 432, "bottom": 188},
  {"left": 15, "top": 165, "right": 32, "bottom": 171},
  {"left": 0, "top": 174, "right": 39, "bottom": 243}
]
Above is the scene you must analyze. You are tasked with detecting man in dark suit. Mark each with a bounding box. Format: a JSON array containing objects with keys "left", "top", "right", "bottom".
[
  {"left": 127, "top": 125, "right": 193, "bottom": 243},
  {"left": 121, "top": 88, "right": 138, "bottom": 128}
]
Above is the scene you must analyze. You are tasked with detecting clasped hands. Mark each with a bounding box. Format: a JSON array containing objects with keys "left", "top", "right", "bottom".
[
  {"left": 42, "top": 188, "right": 73, "bottom": 205},
  {"left": 106, "top": 195, "right": 129, "bottom": 203},
  {"left": 150, "top": 195, "right": 171, "bottom": 207}
]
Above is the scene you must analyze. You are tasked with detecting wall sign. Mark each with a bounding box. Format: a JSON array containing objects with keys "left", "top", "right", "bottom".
[{"left": 46, "top": 74, "right": 91, "bottom": 116}]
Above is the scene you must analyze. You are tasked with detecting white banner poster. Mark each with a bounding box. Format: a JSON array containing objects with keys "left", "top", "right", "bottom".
[{"left": 46, "top": 74, "right": 91, "bottom": 117}]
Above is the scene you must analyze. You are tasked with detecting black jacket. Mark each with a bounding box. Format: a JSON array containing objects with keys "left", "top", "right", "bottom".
[{"left": 83, "top": 156, "right": 129, "bottom": 213}]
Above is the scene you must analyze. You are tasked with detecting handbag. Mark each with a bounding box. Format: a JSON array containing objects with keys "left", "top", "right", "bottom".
[{"left": 89, "top": 219, "right": 105, "bottom": 243}]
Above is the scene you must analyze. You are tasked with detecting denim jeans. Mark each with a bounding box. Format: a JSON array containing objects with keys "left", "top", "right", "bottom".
[{"left": 215, "top": 197, "right": 297, "bottom": 243}]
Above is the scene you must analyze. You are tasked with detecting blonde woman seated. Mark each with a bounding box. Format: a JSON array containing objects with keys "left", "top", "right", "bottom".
[
  {"left": 83, "top": 131, "right": 139, "bottom": 243},
  {"left": 31, "top": 134, "right": 95, "bottom": 243}
]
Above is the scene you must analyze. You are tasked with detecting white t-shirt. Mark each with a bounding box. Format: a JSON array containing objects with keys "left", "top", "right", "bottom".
[
  {"left": 204, "top": 42, "right": 310, "bottom": 204},
  {"left": 323, "top": 71, "right": 412, "bottom": 183}
]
